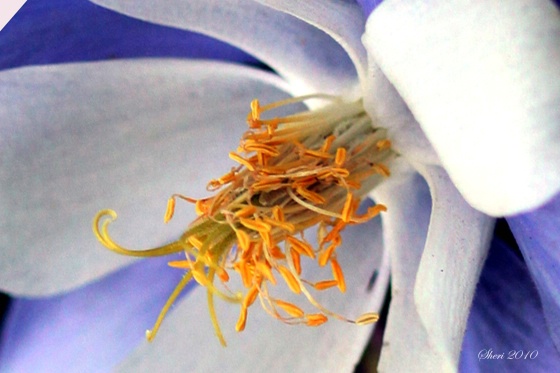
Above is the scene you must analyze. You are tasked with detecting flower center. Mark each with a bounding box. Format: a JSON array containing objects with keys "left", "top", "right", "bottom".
[{"left": 93, "top": 94, "right": 395, "bottom": 346}]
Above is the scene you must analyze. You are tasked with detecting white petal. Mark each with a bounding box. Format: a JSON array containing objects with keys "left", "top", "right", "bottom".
[
  {"left": 90, "top": 0, "right": 358, "bottom": 96},
  {"left": 414, "top": 165, "right": 494, "bottom": 370},
  {"left": 362, "top": 61, "right": 440, "bottom": 166},
  {"left": 0, "top": 59, "right": 293, "bottom": 296},
  {"left": 117, "top": 205, "right": 389, "bottom": 373},
  {"left": 256, "top": 0, "right": 368, "bottom": 88},
  {"left": 370, "top": 159, "right": 447, "bottom": 372},
  {"left": 365, "top": 0, "right": 560, "bottom": 216}
]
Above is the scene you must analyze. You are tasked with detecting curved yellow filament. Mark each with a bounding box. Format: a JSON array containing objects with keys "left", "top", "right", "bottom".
[
  {"left": 146, "top": 272, "right": 193, "bottom": 342},
  {"left": 93, "top": 210, "right": 185, "bottom": 257}
]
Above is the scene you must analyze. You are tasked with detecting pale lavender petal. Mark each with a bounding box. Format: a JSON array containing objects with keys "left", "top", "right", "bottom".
[
  {"left": 0, "top": 256, "right": 193, "bottom": 373},
  {"left": 90, "top": 0, "right": 358, "bottom": 96},
  {"left": 256, "top": 0, "right": 368, "bottom": 86},
  {"left": 0, "top": 59, "right": 292, "bottom": 296},
  {"left": 460, "top": 231, "right": 560, "bottom": 372},
  {"left": 1, "top": 0, "right": 257, "bottom": 70},
  {"left": 508, "top": 191, "right": 560, "bottom": 354},
  {"left": 361, "top": 60, "right": 440, "bottom": 166},
  {"left": 414, "top": 164, "right": 494, "bottom": 370},
  {"left": 369, "top": 159, "right": 445, "bottom": 371},
  {"left": 365, "top": 0, "right": 560, "bottom": 216}
]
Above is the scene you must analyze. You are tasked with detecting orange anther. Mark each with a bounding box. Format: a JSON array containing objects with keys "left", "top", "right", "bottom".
[
  {"left": 296, "top": 186, "right": 326, "bottom": 205},
  {"left": 278, "top": 266, "right": 301, "bottom": 294},
  {"left": 290, "top": 247, "right": 301, "bottom": 275},
  {"left": 234, "top": 205, "right": 257, "bottom": 218},
  {"left": 323, "top": 220, "right": 345, "bottom": 243},
  {"left": 235, "top": 229, "right": 251, "bottom": 251},
  {"left": 320, "top": 135, "right": 336, "bottom": 153},
  {"left": 269, "top": 246, "right": 286, "bottom": 260},
  {"left": 355, "top": 312, "right": 379, "bottom": 325},
  {"left": 229, "top": 152, "right": 256, "bottom": 171},
  {"left": 255, "top": 262, "right": 276, "bottom": 285},
  {"left": 167, "top": 260, "right": 190, "bottom": 269},
  {"left": 251, "top": 178, "right": 284, "bottom": 192},
  {"left": 317, "top": 167, "right": 350, "bottom": 179},
  {"left": 259, "top": 230, "right": 274, "bottom": 249},
  {"left": 250, "top": 99, "right": 260, "bottom": 121},
  {"left": 331, "top": 258, "right": 346, "bottom": 293},
  {"left": 235, "top": 261, "right": 252, "bottom": 288},
  {"left": 334, "top": 147, "right": 346, "bottom": 166},
  {"left": 272, "top": 206, "right": 285, "bottom": 221},
  {"left": 243, "top": 143, "right": 280, "bottom": 157},
  {"left": 306, "top": 313, "right": 328, "bottom": 326},
  {"left": 318, "top": 242, "right": 338, "bottom": 267},
  {"left": 274, "top": 299, "right": 304, "bottom": 318},
  {"left": 244, "top": 285, "right": 260, "bottom": 307},
  {"left": 313, "top": 280, "right": 338, "bottom": 290},
  {"left": 262, "top": 217, "right": 296, "bottom": 233},
  {"left": 239, "top": 217, "right": 272, "bottom": 233},
  {"left": 164, "top": 197, "right": 176, "bottom": 223},
  {"left": 341, "top": 193, "right": 353, "bottom": 223},
  {"left": 217, "top": 267, "right": 230, "bottom": 282},
  {"left": 236, "top": 307, "right": 248, "bottom": 332},
  {"left": 286, "top": 236, "right": 315, "bottom": 259}
]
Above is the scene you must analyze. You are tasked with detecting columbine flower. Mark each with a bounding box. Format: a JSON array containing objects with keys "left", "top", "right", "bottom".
[{"left": 1, "top": 0, "right": 559, "bottom": 372}]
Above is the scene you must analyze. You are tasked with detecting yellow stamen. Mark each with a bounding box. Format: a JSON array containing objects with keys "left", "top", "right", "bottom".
[{"left": 94, "top": 94, "right": 394, "bottom": 346}]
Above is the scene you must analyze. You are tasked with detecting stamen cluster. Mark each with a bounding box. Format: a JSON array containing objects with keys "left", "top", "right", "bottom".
[{"left": 94, "top": 95, "right": 394, "bottom": 346}]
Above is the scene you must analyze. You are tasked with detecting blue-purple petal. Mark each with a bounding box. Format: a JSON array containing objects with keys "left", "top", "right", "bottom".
[
  {"left": 459, "top": 232, "right": 560, "bottom": 372},
  {"left": 507, "top": 191, "right": 560, "bottom": 356},
  {"left": 356, "top": 0, "right": 385, "bottom": 17},
  {"left": 0, "top": 0, "right": 258, "bottom": 71},
  {"left": 0, "top": 256, "right": 194, "bottom": 373}
]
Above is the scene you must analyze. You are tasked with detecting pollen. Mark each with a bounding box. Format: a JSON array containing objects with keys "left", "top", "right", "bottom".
[{"left": 93, "top": 94, "right": 395, "bottom": 347}]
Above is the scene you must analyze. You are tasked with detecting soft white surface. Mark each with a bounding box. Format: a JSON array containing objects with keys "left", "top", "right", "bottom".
[
  {"left": 90, "top": 0, "right": 358, "bottom": 97},
  {"left": 117, "top": 209, "right": 388, "bottom": 373},
  {"left": 370, "top": 159, "right": 447, "bottom": 372},
  {"left": 0, "top": 59, "right": 293, "bottom": 296},
  {"left": 415, "top": 164, "right": 494, "bottom": 371},
  {"left": 365, "top": 0, "right": 560, "bottom": 216},
  {"left": 257, "top": 0, "right": 368, "bottom": 89},
  {"left": 362, "top": 61, "right": 440, "bottom": 166}
]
